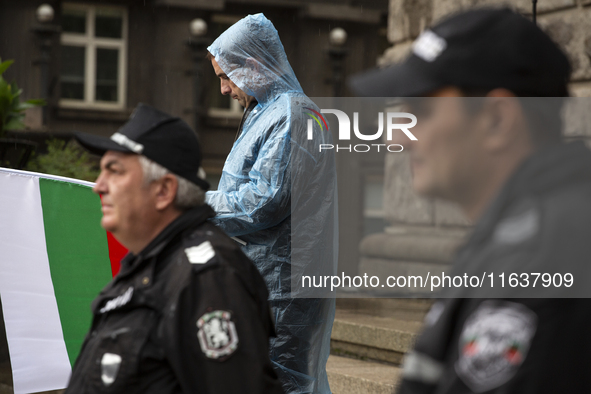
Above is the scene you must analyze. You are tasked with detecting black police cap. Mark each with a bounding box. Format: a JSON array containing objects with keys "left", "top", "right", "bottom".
[
  {"left": 349, "top": 8, "right": 571, "bottom": 97},
  {"left": 75, "top": 103, "right": 210, "bottom": 190}
]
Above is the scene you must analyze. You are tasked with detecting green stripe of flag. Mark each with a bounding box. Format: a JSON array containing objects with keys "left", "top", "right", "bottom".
[{"left": 39, "top": 178, "right": 113, "bottom": 365}]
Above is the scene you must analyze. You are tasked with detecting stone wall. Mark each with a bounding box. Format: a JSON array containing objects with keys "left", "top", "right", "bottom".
[
  {"left": 383, "top": 0, "right": 591, "bottom": 96},
  {"left": 358, "top": 0, "right": 591, "bottom": 282},
  {"left": 380, "top": 0, "right": 591, "bottom": 231}
]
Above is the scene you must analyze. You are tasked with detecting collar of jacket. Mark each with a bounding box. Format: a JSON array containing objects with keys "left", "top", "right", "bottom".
[
  {"left": 466, "top": 141, "right": 591, "bottom": 246},
  {"left": 116, "top": 204, "right": 216, "bottom": 280},
  {"left": 235, "top": 100, "right": 259, "bottom": 141}
]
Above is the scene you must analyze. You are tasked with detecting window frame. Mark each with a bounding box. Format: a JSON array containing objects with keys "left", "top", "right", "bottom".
[
  {"left": 207, "top": 99, "right": 244, "bottom": 118},
  {"left": 59, "top": 3, "right": 128, "bottom": 111}
]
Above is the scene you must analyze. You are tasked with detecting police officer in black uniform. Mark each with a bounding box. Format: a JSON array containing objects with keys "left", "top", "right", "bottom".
[
  {"left": 351, "top": 8, "right": 591, "bottom": 394},
  {"left": 68, "top": 103, "right": 283, "bottom": 394}
]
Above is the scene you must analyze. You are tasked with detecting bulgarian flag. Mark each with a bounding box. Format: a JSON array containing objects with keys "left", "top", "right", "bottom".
[{"left": 0, "top": 168, "right": 127, "bottom": 394}]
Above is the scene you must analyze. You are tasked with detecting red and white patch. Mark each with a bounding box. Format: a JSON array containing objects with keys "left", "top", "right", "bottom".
[{"left": 455, "top": 301, "right": 537, "bottom": 392}]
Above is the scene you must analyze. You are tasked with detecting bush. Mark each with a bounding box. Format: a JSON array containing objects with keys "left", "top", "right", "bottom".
[
  {"left": 0, "top": 58, "right": 45, "bottom": 137},
  {"left": 26, "top": 139, "right": 100, "bottom": 182}
]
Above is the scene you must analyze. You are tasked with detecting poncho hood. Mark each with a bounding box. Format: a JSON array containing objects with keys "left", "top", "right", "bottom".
[{"left": 208, "top": 13, "right": 303, "bottom": 104}]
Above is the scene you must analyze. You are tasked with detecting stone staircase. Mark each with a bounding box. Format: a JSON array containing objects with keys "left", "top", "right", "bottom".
[
  {"left": 326, "top": 298, "right": 433, "bottom": 394},
  {"left": 327, "top": 356, "right": 401, "bottom": 394},
  {"left": 325, "top": 225, "right": 468, "bottom": 393}
]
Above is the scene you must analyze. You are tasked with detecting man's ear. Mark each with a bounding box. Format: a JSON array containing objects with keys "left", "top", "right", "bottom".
[
  {"left": 481, "top": 89, "right": 526, "bottom": 152},
  {"left": 153, "top": 174, "right": 178, "bottom": 211},
  {"left": 245, "top": 57, "right": 261, "bottom": 72}
]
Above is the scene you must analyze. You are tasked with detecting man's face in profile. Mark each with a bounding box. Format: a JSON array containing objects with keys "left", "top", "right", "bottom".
[
  {"left": 211, "top": 58, "right": 253, "bottom": 108},
  {"left": 93, "top": 151, "right": 156, "bottom": 242},
  {"left": 401, "top": 87, "right": 488, "bottom": 202}
]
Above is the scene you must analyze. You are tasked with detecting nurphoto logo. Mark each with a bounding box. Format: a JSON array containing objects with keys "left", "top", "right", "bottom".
[{"left": 305, "top": 108, "right": 418, "bottom": 153}]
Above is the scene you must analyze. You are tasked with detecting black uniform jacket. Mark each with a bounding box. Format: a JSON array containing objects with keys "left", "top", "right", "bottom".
[
  {"left": 65, "top": 204, "right": 283, "bottom": 394},
  {"left": 398, "top": 142, "right": 591, "bottom": 394}
]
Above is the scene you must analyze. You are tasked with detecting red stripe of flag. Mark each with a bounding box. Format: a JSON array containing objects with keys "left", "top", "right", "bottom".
[
  {"left": 106, "top": 231, "right": 126, "bottom": 277},
  {"left": 99, "top": 195, "right": 127, "bottom": 276}
]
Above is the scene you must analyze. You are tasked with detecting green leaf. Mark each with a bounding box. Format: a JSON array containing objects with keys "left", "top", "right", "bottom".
[
  {"left": 11, "top": 88, "right": 23, "bottom": 100},
  {"left": 17, "top": 103, "right": 40, "bottom": 111},
  {"left": 0, "top": 78, "right": 9, "bottom": 95},
  {"left": 23, "top": 98, "right": 46, "bottom": 106},
  {"left": 0, "top": 95, "right": 11, "bottom": 114},
  {"left": 0, "top": 59, "right": 44, "bottom": 136},
  {"left": 0, "top": 59, "right": 14, "bottom": 76},
  {"left": 17, "top": 103, "right": 35, "bottom": 111},
  {"left": 4, "top": 116, "right": 25, "bottom": 130}
]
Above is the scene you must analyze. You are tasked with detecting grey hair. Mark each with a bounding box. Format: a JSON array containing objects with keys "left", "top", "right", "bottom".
[{"left": 137, "top": 155, "right": 206, "bottom": 210}]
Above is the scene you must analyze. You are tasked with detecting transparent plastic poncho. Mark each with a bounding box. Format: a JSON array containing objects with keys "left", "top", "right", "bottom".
[{"left": 206, "top": 13, "right": 338, "bottom": 394}]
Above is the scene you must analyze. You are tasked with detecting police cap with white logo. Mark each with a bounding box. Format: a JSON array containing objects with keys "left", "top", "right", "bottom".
[
  {"left": 75, "top": 103, "right": 209, "bottom": 190},
  {"left": 349, "top": 8, "right": 570, "bottom": 97}
]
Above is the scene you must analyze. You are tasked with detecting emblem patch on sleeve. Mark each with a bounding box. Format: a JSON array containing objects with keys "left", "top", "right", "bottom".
[
  {"left": 197, "top": 310, "right": 239, "bottom": 360},
  {"left": 455, "top": 301, "right": 537, "bottom": 393}
]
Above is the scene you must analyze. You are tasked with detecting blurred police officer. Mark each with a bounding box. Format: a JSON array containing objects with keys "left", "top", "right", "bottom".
[
  {"left": 67, "top": 103, "right": 283, "bottom": 394},
  {"left": 351, "top": 7, "right": 591, "bottom": 394}
]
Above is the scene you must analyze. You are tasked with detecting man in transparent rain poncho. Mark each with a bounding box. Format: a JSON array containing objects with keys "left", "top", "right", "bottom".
[{"left": 206, "top": 13, "right": 338, "bottom": 394}]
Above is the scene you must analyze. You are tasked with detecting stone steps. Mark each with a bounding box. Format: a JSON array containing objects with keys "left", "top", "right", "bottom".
[
  {"left": 328, "top": 298, "right": 430, "bottom": 393},
  {"left": 331, "top": 298, "right": 429, "bottom": 364},
  {"left": 331, "top": 309, "right": 423, "bottom": 365},
  {"left": 336, "top": 298, "right": 433, "bottom": 318},
  {"left": 326, "top": 355, "right": 401, "bottom": 394}
]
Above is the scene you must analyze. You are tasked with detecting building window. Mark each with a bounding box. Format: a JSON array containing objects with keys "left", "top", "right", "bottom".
[
  {"left": 60, "top": 4, "right": 127, "bottom": 110},
  {"left": 207, "top": 15, "right": 244, "bottom": 118}
]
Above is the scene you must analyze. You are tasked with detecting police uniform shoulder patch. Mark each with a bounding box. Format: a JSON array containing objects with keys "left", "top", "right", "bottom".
[
  {"left": 185, "top": 241, "right": 215, "bottom": 264},
  {"left": 197, "top": 310, "right": 239, "bottom": 360},
  {"left": 455, "top": 300, "right": 537, "bottom": 392},
  {"left": 493, "top": 207, "right": 540, "bottom": 245}
]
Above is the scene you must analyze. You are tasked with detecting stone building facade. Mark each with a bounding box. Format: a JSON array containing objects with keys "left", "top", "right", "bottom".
[{"left": 360, "top": 0, "right": 591, "bottom": 288}]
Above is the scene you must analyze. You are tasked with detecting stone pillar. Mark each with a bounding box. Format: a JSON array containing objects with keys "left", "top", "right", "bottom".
[{"left": 359, "top": 151, "right": 470, "bottom": 294}]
